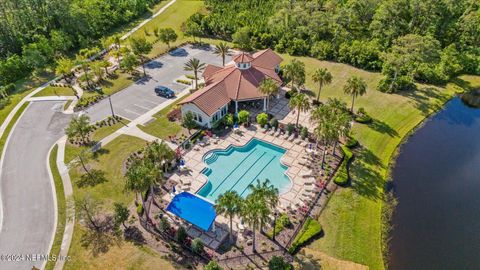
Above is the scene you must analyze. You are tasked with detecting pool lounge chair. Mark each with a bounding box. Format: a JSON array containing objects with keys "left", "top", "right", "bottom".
[
  {"left": 288, "top": 134, "right": 296, "bottom": 141},
  {"left": 283, "top": 133, "right": 290, "bottom": 140},
  {"left": 262, "top": 125, "right": 270, "bottom": 133},
  {"left": 275, "top": 129, "right": 282, "bottom": 137},
  {"left": 269, "top": 128, "right": 276, "bottom": 135}
]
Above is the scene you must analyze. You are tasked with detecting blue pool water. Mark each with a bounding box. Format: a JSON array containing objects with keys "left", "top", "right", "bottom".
[
  {"left": 166, "top": 192, "right": 216, "bottom": 231},
  {"left": 196, "top": 139, "right": 291, "bottom": 202}
]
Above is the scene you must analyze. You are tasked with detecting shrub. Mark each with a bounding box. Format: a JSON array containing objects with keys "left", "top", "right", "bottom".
[
  {"left": 191, "top": 238, "right": 204, "bottom": 254},
  {"left": 185, "top": 74, "right": 195, "bottom": 80},
  {"left": 225, "top": 113, "right": 235, "bottom": 126},
  {"left": 266, "top": 213, "right": 291, "bottom": 239},
  {"left": 256, "top": 112, "right": 268, "bottom": 127},
  {"left": 176, "top": 226, "right": 188, "bottom": 243},
  {"left": 285, "top": 90, "right": 297, "bottom": 99},
  {"left": 2, "top": 83, "right": 16, "bottom": 95},
  {"left": 159, "top": 217, "right": 170, "bottom": 232},
  {"left": 354, "top": 107, "right": 372, "bottom": 123},
  {"left": 176, "top": 79, "right": 192, "bottom": 85},
  {"left": 136, "top": 204, "right": 143, "bottom": 215},
  {"left": 288, "top": 218, "right": 322, "bottom": 254},
  {"left": 333, "top": 146, "right": 353, "bottom": 186},
  {"left": 268, "top": 256, "right": 292, "bottom": 270},
  {"left": 286, "top": 123, "right": 295, "bottom": 135},
  {"left": 237, "top": 110, "right": 250, "bottom": 125},
  {"left": 0, "top": 97, "right": 11, "bottom": 110},
  {"left": 300, "top": 127, "right": 308, "bottom": 140},
  {"left": 204, "top": 260, "right": 223, "bottom": 270},
  {"left": 345, "top": 136, "right": 359, "bottom": 148},
  {"left": 269, "top": 118, "right": 279, "bottom": 130}
]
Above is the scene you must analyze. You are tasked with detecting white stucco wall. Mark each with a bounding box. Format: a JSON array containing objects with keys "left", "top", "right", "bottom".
[{"left": 181, "top": 103, "right": 212, "bottom": 127}]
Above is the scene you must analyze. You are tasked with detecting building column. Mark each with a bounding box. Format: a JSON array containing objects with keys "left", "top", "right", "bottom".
[
  {"left": 235, "top": 100, "right": 238, "bottom": 115},
  {"left": 263, "top": 97, "right": 267, "bottom": 112}
]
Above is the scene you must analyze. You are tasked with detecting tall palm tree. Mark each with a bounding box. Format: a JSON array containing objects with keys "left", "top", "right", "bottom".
[
  {"left": 215, "top": 191, "right": 243, "bottom": 243},
  {"left": 184, "top": 58, "right": 206, "bottom": 90},
  {"left": 125, "top": 158, "right": 160, "bottom": 219},
  {"left": 312, "top": 68, "right": 332, "bottom": 103},
  {"left": 144, "top": 140, "right": 174, "bottom": 173},
  {"left": 343, "top": 76, "right": 367, "bottom": 113},
  {"left": 75, "top": 54, "right": 91, "bottom": 87},
  {"left": 248, "top": 179, "right": 279, "bottom": 233},
  {"left": 241, "top": 194, "right": 265, "bottom": 253},
  {"left": 214, "top": 42, "right": 230, "bottom": 66},
  {"left": 258, "top": 78, "right": 279, "bottom": 114},
  {"left": 289, "top": 93, "right": 311, "bottom": 127}
]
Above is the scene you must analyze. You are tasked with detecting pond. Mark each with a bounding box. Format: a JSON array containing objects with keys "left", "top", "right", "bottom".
[{"left": 389, "top": 97, "right": 480, "bottom": 269}]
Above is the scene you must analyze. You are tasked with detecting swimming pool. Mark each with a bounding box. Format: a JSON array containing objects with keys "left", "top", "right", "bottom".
[{"left": 196, "top": 139, "right": 292, "bottom": 202}]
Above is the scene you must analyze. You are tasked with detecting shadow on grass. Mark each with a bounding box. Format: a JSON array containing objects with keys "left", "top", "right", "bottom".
[
  {"left": 398, "top": 86, "right": 447, "bottom": 116},
  {"left": 124, "top": 226, "right": 146, "bottom": 245},
  {"left": 350, "top": 147, "right": 384, "bottom": 200},
  {"left": 368, "top": 118, "right": 399, "bottom": 138}
]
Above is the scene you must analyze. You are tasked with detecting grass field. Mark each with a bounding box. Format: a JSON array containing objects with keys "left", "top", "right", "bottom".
[
  {"left": 64, "top": 135, "right": 177, "bottom": 270},
  {"left": 45, "top": 145, "right": 67, "bottom": 270},
  {"left": 33, "top": 86, "right": 75, "bottom": 97},
  {"left": 138, "top": 94, "right": 189, "bottom": 139},
  {"left": 128, "top": 0, "right": 205, "bottom": 58},
  {"left": 281, "top": 54, "right": 480, "bottom": 270}
]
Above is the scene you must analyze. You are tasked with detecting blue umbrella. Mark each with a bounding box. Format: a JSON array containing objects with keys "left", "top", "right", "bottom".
[
  {"left": 172, "top": 185, "right": 176, "bottom": 193},
  {"left": 234, "top": 123, "right": 238, "bottom": 129},
  {"left": 180, "top": 159, "right": 185, "bottom": 166}
]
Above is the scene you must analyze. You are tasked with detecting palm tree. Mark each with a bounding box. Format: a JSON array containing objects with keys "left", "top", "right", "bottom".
[
  {"left": 241, "top": 194, "right": 265, "bottom": 253},
  {"left": 125, "top": 158, "right": 160, "bottom": 219},
  {"left": 343, "top": 76, "right": 367, "bottom": 113},
  {"left": 289, "top": 93, "right": 311, "bottom": 127},
  {"left": 283, "top": 59, "right": 305, "bottom": 90},
  {"left": 65, "top": 114, "right": 92, "bottom": 144},
  {"left": 312, "top": 68, "right": 332, "bottom": 103},
  {"left": 248, "top": 179, "right": 279, "bottom": 233},
  {"left": 144, "top": 140, "right": 174, "bottom": 173},
  {"left": 99, "top": 60, "right": 111, "bottom": 76},
  {"left": 75, "top": 54, "right": 91, "bottom": 87},
  {"left": 214, "top": 42, "right": 230, "bottom": 66},
  {"left": 258, "top": 78, "right": 279, "bottom": 114},
  {"left": 215, "top": 191, "right": 243, "bottom": 243},
  {"left": 184, "top": 58, "right": 206, "bottom": 90}
]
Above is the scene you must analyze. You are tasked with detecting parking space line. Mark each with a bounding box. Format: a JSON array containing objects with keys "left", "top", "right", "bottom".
[
  {"left": 143, "top": 100, "right": 160, "bottom": 106},
  {"left": 133, "top": 103, "right": 152, "bottom": 110},
  {"left": 123, "top": 109, "right": 143, "bottom": 116}
]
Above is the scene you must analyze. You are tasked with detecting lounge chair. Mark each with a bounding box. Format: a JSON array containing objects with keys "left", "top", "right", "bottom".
[
  {"left": 275, "top": 129, "right": 282, "bottom": 137},
  {"left": 262, "top": 125, "right": 270, "bottom": 133},
  {"left": 283, "top": 133, "right": 290, "bottom": 140},
  {"left": 269, "top": 128, "right": 276, "bottom": 135},
  {"left": 288, "top": 134, "right": 296, "bottom": 142}
]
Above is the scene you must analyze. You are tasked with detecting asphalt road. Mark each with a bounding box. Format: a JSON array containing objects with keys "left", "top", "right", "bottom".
[
  {"left": 0, "top": 101, "right": 71, "bottom": 270},
  {"left": 84, "top": 44, "right": 231, "bottom": 123}
]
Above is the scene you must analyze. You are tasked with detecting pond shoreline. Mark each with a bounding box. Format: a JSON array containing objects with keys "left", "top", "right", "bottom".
[{"left": 382, "top": 91, "right": 462, "bottom": 268}]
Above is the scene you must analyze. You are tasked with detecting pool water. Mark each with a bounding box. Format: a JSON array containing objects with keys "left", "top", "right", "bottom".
[{"left": 196, "top": 139, "right": 291, "bottom": 202}]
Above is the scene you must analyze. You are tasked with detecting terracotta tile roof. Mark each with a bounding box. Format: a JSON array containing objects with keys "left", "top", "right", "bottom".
[
  {"left": 181, "top": 49, "right": 283, "bottom": 116},
  {"left": 202, "top": 64, "right": 223, "bottom": 79},
  {"left": 233, "top": 52, "right": 254, "bottom": 63}
]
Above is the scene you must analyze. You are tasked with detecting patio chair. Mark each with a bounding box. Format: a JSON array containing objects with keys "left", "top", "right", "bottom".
[
  {"left": 288, "top": 134, "right": 296, "bottom": 142},
  {"left": 275, "top": 129, "right": 282, "bottom": 137},
  {"left": 283, "top": 133, "right": 290, "bottom": 140},
  {"left": 262, "top": 125, "right": 270, "bottom": 133},
  {"left": 269, "top": 128, "right": 276, "bottom": 135}
]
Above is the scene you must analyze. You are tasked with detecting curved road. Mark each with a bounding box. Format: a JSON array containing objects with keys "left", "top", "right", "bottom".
[{"left": 0, "top": 101, "right": 70, "bottom": 269}]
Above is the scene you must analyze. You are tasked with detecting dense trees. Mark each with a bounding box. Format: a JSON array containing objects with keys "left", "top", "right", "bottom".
[
  {"left": 0, "top": 0, "right": 160, "bottom": 87},
  {"left": 187, "top": 0, "right": 480, "bottom": 93}
]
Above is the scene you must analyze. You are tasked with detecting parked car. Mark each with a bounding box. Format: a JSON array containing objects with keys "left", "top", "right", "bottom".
[{"left": 155, "top": 86, "right": 175, "bottom": 98}]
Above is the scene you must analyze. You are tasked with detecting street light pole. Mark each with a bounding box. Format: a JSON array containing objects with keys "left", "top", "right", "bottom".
[{"left": 108, "top": 95, "right": 115, "bottom": 117}]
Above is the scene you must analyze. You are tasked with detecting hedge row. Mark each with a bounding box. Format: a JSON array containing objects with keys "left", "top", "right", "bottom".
[
  {"left": 288, "top": 217, "right": 322, "bottom": 254},
  {"left": 333, "top": 145, "right": 353, "bottom": 186}
]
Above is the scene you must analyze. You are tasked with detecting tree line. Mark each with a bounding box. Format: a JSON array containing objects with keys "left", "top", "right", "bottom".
[
  {"left": 184, "top": 0, "right": 480, "bottom": 92},
  {"left": 0, "top": 0, "right": 161, "bottom": 86}
]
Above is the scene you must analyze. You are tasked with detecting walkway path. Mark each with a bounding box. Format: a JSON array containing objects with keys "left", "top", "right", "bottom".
[{"left": 120, "top": 0, "right": 177, "bottom": 41}]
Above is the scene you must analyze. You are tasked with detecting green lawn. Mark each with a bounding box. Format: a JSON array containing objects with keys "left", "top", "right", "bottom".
[
  {"left": 137, "top": 95, "right": 189, "bottom": 139},
  {"left": 281, "top": 54, "right": 480, "bottom": 270},
  {"left": 64, "top": 135, "right": 177, "bottom": 270},
  {"left": 128, "top": 0, "right": 205, "bottom": 58},
  {"left": 45, "top": 145, "right": 67, "bottom": 270},
  {"left": 33, "top": 86, "right": 75, "bottom": 97},
  {"left": 0, "top": 102, "right": 29, "bottom": 157}
]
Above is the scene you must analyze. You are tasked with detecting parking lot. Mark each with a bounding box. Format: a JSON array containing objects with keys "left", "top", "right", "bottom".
[{"left": 84, "top": 44, "right": 232, "bottom": 122}]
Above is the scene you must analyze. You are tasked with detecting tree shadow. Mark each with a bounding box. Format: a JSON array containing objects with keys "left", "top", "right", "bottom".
[
  {"left": 368, "top": 118, "right": 399, "bottom": 138},
  {"left": 349, "top": 147, "right": 385, "bottom": 200},
  {"left": 398, "top": 86, "right": 448, "bottom": 116},
  {"left": 76, "top": 169, "right": 108, "bottom": 188},
  {"left": 124, "top": 226, "right": 146, "bottom": 245}
]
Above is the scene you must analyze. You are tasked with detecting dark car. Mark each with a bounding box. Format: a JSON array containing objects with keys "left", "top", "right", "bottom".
[{"left": 154, "top": 86, "right": 175, "bottom": 98}]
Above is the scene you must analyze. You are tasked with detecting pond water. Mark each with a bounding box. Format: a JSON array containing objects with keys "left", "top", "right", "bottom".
[{"left": 389, "top": 97, "right": 480, "bottom": 269}]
